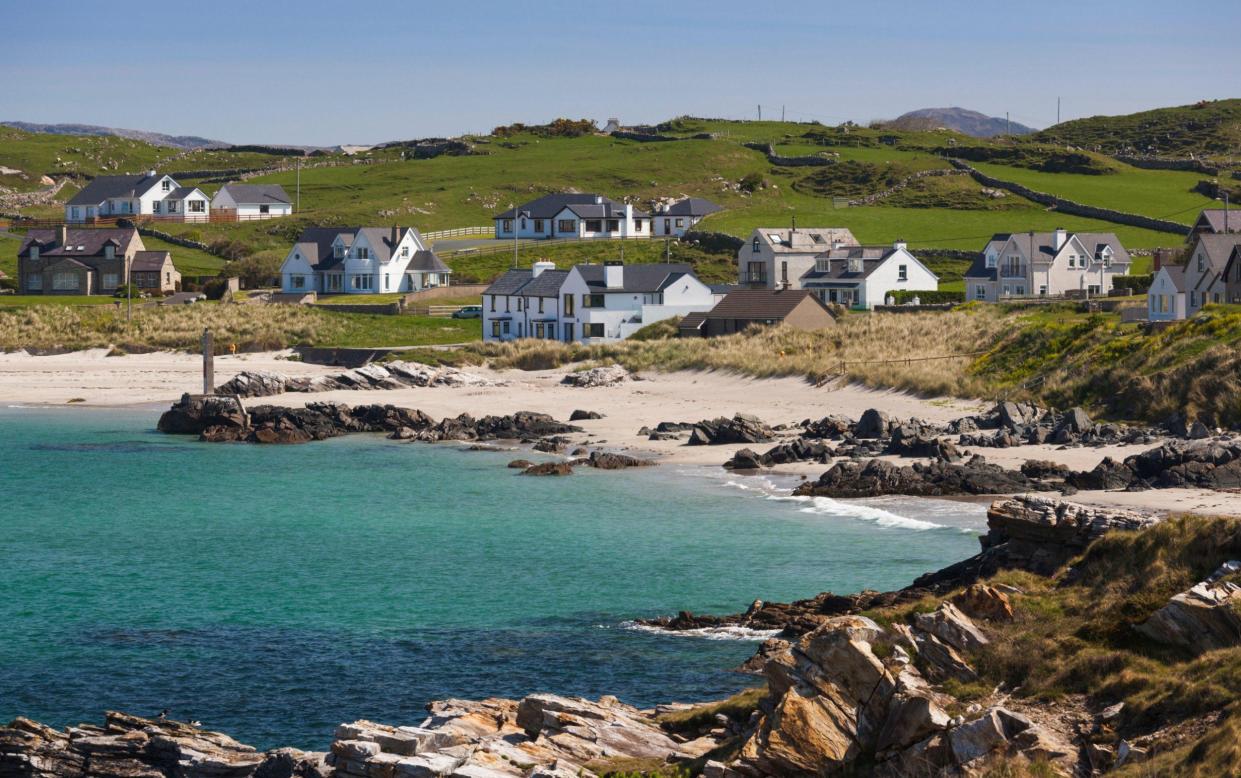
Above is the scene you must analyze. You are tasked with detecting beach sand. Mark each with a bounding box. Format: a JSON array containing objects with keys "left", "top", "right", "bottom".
[{"left": 2, "top": 348, "right": 1238, "bottom": 517}]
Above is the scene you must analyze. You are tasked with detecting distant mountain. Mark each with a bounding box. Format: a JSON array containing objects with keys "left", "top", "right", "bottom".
[
  {"left": 0, "top": 121, "right": 228, "bottom": 149},
  {"left": 1032, "top": 99, "right": 1241, "bottom": 157},
  {"left": 887, "top": 108, "right": 1036, "bottom": 138}
]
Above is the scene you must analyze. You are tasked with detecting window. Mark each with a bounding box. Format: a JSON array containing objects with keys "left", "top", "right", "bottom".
[
  {"left": 606, "top": 219, "right": 619, "bottom": 232},
  {"left": 350, "top": 275, "right": 373, "bottom": 290},
  {"left": 985, "top": 253, "right": 996, "bottom": 269},
  {"left": 52, "top": 271, "right": 79, "bottom": 290},
  {"left": 815, "top": 259, "right": 830, "bottom": 272},
  {"left": 558, "top": 219, "right": 575, "bottom": 233},
  {"left": 258, "top": 204, "right": 270, "bottom": 214},
  {"left": 1088, "top": 285, "right": 1101, "bottom": 296},
  {"left": 634, "top": 220, "right": 643, "bottom": 232},
  {"left": 505, "top": 296, "right": 510, "bottom": 312},
  {"left": 1190, "top": 291, "right": 1197, "bottom": 307},
  {"left": 563, "top": 293, "right": 575, "bottom": 316},
  {"left": 974, "top": 285, "right": 985, "bottom": 299},
  {"left": 1067, "top": 256, "right": 1075, "bottom": 269},
  {"left": 675, "top": 218, "right": 685, "bottom": 228},
  {"left": 1015, "top": 286, "right": 1026, "bottom": 296},
  {"left": 546, "top": 325, "right": 555, "bottom": 340},
  {"left": 152, "top": 202, "right": 161, "bottom": 214},
  {"left": 491, "top": 320, "right": 501, "bottom": 337},
  {"left": 357, "top": 247, "right": 369, "bottom": 259},
  {"left": 583, "top": 293, "right": 605, "bottom": 308},
  {"left": 29, "top": 246, "right": 39, "bottom": 260},
  {"left": 752, "top": 237, "right": 761, "bottom": 253},
  {"left": 161, "top": 179, "right": 171, "bottom": 191},
  {"left": 27, "top": 273, "right": 42, "bottom": 290},
  {"left": 585, "top": 219, "right": 603, "bottom": 232},
  {"left": 384, "top": 274, "right": 390, "bottom": 291},
  {"left": 167, "top": 201, "right": 179, "bottom": 213},
  {"left": 517, "top": 297, "right": 523, "bottom": 311},
  {"left": 1039, "top": 285, "right": 1047, "bottom": 296},
  {"left": 538, "top": 297, "right": 544, "bottom": 313},
  {"left": 104, "top": 245, "right": 114, "bottom": 260},
  {"left": 502, "top": 219, "right": 513, "bottom": 233},
  {"left": 71, "top": 207, "right": 80, "bottom": 220},
  {"left": 490, "top": 295, "right": 496, "bottom": 311},
  {"left": 103, "top": 273, "right": 119, "bottom": 289},
  {"left": 503, "top": 320, "right": 511, "bottom": 334},
  {"left": 189, "top": 200, "right": 205, "bottom": 213},
  {"left": 897, "top": 264, "right": 908, "bottom": 281},
  {"left": 1198, "top": 253, "right": 1205, "bottom": 272},
  {"left": 587, "top": 323, "right": 605, "bottom": 338},
  {"left": 746, "top": 261, "right": 766, "bottom": 283},
  {"left": 326, "top": 274, "right": 342, "bottom": 292},
  {"left": 335, "top": 245, "right": 344, "bottom": 259},
  {"left": 520, "top": 218, "right": 527, "bottom": 230},
  {"left": 534, "top": 219, "right": 544, "bottom": 232},
  {"left": 291, "top": 275, "right": 306, "bottom": 289},
  {"left": 401, "top": 246, "right": 409, "bottom": 257}
]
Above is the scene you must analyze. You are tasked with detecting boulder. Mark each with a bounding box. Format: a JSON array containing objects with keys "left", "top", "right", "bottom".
[
  {"left": 952, "top": 584, "right": 1014, "bottom": 622},
  {"left": 521, "top": 462, "right": 573, "bottom": 476},
  {"left": 1136, "top": 560, "right": 1241, "bottom": 653},
  {"left": 560, "top": 366, "right": 631, "bottom": 387},
  {"left": 853, "top": 409, "right": 891, "bottom": 439},
  {"left": 585, "top": 451, "right": 655, "bottom": 470},
  {"left": 506, "top": 459, "right": 532, "bottom": 469},
  {"left": 687, "top": 414, "right": 775, "bottom": 446},
  {"left": 567, "top": 410, "right": 603, "bottom": 421},
  {"left": 912, "top": 602, "right": 989, "bottom": 653},
  {"left": 158, "top": 394, "right": 248, "bottom": 435}
]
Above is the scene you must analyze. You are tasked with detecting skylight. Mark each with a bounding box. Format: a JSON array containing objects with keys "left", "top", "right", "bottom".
[
  {"left": 810, "top": 233, "right": 825, "bottom": 244},
  {"left": 767, "top": 233, "right": 783, "bottom": 244}
]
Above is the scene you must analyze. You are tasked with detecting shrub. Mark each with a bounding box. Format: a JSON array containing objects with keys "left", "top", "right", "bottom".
[
  {"left": 739, "top": 172, "right": 766, "bottom": 192},
  {"left": 1110, "top": 274, "right": 1153, "bottom": 295},
  {"left": 111, "top": 283, "right": 144, "bottom": 299}
]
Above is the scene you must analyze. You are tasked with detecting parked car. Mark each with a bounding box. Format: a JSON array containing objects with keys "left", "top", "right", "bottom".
[{"left": 452, "top": 305, "right": 483, "bottom": 319}]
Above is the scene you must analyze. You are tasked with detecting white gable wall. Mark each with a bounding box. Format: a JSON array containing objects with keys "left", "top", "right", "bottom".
[
  {"left": 1147, "top": 267, "right": 1186, "bottom": 321},
  {"left": 864, "top": 248, "right": 938, "bottom": 309}
]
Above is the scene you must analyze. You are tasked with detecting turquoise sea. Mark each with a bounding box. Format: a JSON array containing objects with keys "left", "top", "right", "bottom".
[{"left": 0, "top": 408, "right": 986, "bottom": 749}]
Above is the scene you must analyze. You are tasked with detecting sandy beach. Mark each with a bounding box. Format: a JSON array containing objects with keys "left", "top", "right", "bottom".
[{"left": 3, "top": 348, "right": 1239, "bottom": 517}]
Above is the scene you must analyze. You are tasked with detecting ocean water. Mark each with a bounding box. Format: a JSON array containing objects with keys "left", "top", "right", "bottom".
[{"left": 0, "top": 408, "right": 986, "bottom": 749}]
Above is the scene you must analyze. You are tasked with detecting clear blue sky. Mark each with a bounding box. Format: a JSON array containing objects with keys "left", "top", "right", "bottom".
[{"left": 2, "top": 0, "right": 1237, "bottom": 146}]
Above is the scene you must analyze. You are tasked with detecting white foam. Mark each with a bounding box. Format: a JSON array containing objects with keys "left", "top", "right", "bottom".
[
  {"left": 768, "top": 494, "right": 947, "bottom": 531},
  {"left": 618, "top": 621, "right": 781, "bottom": 641}
]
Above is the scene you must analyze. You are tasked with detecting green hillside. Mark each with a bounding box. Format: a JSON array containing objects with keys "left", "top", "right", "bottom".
[
  {"left": 3, "top": 107, "right": 1233, "bottom": 286},
  {"left": 1032, "top": 99, "right": 1241, "bottom": 157}
]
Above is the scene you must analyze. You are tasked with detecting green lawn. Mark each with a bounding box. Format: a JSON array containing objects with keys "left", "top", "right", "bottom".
[
  {"left": 447, "top": 237, "right": 737, "bottom": 284},
  {"left": 0, "top": 294, "right": 127, "bottom": 307},
  {"left": 970, "top": 160, "right": 1217, "bottom": 223},
  {"left": 318, "top": 312, "right": 481, "bottom": 348},
  {"left": 137, "top": 234, "right": 226, "bottom": 278}
]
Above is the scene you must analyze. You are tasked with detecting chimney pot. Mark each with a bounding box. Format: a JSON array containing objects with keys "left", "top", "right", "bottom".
[
  {"left": 57, "top": 224, "right": 68, "bottom": 246},
  {"left": 532, "top": 260, "right": 555, "bottom": 278}
]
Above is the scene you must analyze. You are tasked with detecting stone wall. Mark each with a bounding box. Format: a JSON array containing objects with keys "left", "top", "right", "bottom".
[
  {"left": 314, "top": 302, "right": 402, "bottom": 315},
  {"left": 610, "top": 131, "right": 712, "bottom": 142},
  {"left": 743, "top": 142, "right": 834, "bottom": 167},
  {"left": 949, "top": 159, "right": 1190, "bottom": 236},
  {"left": 1112, "top": 155, "right": 1222, "bottom": 175}
]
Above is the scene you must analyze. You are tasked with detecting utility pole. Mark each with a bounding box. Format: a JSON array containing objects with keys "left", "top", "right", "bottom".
[
  {"left": 1056, "top": 97, "right": 1061, "bottom": 125},
  {"left": 201, "top": 329, "right": 214, "bottom": 394},
  {"left": 296, "top": 157, "right": 301, "bottom": 212},
  {"left": 126, "top": 255, "right": 132, "bottom": 324},
  {"left": 758, "top": 104, "right": 762, "bottom": 121},
  {"left": 1225, "top": 192, "right": 1231, "bottom": 233},
  {"left": 1006, "top": 112, "right": 1010, "bottom": 136},
  {"left": 781, "top": 105, "right": 786, "bottom": 122}
]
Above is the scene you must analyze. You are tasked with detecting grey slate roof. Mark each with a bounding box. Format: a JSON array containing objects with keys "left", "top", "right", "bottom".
[
  {"left": 964, "top": 231, "right": 1129, "bottom": 280},
  {"left": 165, "top": 186, "right": 203, "bottom": 200},
  {"left": 217, "top": 184, "right": 291, "bottom": 205},
  {"left": 67, "top": 173, "right": 167, "bottom": 206},
  {"left": 484, "top": 269, "right": 535, "bottom": 295},
  {"left": 574, "top": 263, "right": 692, "bottom": 293},
  {"left": 1192, "top": 233, "right": 1241, "bottom": 270},
  {"left": 1156, "top": 264, "right": 1187, "bottom": 292},
  {"left": 131, "top": 251, "right": 172, "bottom": 271},
  {"left": 519, "top": 269, "right": 570, "bottom": 297},
  {"left": 494, "top": 193, "right": 647, "bottom": 220},
  {"left": 19, "top": 227, "right": 136, "bottom": 258},
  {"left": 662, "top": 197, "right": 722, "bottom": 217},
  {"left": 291, "top": 226, "right": 425, "bottom": 270},
  {"left": 678, "top": 311, "right": 707, "bottom": 331},
  {"left": 1195, "top": 209, "right": 1241, "bottom": 234},
  {"left": 408, "top": 249, "right": 450, "bottom": 273},
  {"left": 963, "top": 234, "right": 1011, "bottom": 280}
]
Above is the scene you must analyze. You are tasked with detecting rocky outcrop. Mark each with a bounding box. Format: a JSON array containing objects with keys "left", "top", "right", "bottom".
[
  {"left": 580, "top": 451, "right": 656, "bottom": 470},
  {"left": 1070, "top": 439, "right": 1241, "bottom": 491},
  {"left": 0, "top": 712, "right": 329, "bottom": 778},
  {"left": 686, "top": 414, "right": 775, "bottom": 446},
  {"left": 560, "top": 366, "right": 631, "bottom": 388},
  {"left": 158, "top": 396, "right": 581, "bottom": 447},
  {"left": 793, "top": 455, "right": 1057, "bottom": 498},
  {"left": 723, "top": 439, "right": 831, "bottom": 469},
  {"left": 1137, "top": 561, "right": 1241, "bottom": 653},
  {"left": 214, "top": 363, "right": 504, "bottom": 399},
  {"left": 522, "top": 462, "right": 573, "bottom": 476}
]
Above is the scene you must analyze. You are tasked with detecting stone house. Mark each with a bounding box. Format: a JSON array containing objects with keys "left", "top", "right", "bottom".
[
  {"left": 130, "top": 251, "right": 182, "bottom": 292},
  {"left": 16, "top": 226, "right": 152, "bottom": 295}
]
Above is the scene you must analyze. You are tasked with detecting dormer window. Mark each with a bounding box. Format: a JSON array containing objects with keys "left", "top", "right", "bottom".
[
  {"left": 29, "top": 245, "right": 39, "bottom": 260},
  {"left": 752, "top": 237, "right": 760, "bottom": 253},
  {"left": 335, "top": 245, "right": 344, "bottom": 259},
  {"left": 815, "top": 259, "right": 830, "bottom": 273},
  {"left": 985, "top": 253, "right": 996, "bottom": 269},
  {"left": 357, "top": 247, "right": 369, "bottom": 259},
  {"left": 848, "top": 258, "right": 863, "bottom": 273},
  {"left": 105, "top": 245, "right": 115, "bottom": 260}
]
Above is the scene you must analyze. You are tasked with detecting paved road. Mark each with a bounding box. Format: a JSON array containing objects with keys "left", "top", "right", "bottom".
[{"left": 433, "top": 237, "right": 541, "bottom": 252}]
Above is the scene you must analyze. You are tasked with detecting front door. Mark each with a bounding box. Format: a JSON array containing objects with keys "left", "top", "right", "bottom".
[
  {"left": 663, "top": 218, "right": 671, "bottom": 235},
  {"left": 564, "top": 323, "right": 574, "bottom": 342}
]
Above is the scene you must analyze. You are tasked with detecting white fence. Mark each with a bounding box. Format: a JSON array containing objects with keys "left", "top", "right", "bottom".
[{"left": 422, "top": 226, "right": 492, "bottom": 241}]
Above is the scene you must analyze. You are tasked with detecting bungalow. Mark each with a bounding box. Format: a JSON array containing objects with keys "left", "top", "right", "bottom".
[
  {"left": 15, "top": 225, "right": 174, "bottom": 294},
  {"left": 1147, "top": 265, "right": 1187, "bottom": 321},
  {"left": 481, "top": 261, "right": 714, "bottom": 343},
  {"left": 1182, "top": 233, "right": 1241, "bottom": 315},
  {"left": 494, "top": 194, "right": 650, "bottom": 240},
  {"left": 279, "top": 226, "right": 450, "bottom": 295},
  {"left": 680, "top": 289, "right": 836, "bottom": 338},
  {"left": 65, "top": 171, "right": 210, "bottom": 222},
  {"left": 651, "top": 197, "right": 722, "bottom": 237},
  {"left": 963, "top": 229, "right": 1131, "bottom": 302},
  {"left": 800, "top": 241, "right": 938, "bottom": 309},
  {"left": 210, "top": 184, "right": 293, "bottom": 219},
  {"left": 737, "top": 226, "right": 859, "bottom": 289}
]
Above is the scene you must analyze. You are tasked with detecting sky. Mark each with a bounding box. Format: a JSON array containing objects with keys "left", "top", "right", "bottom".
[{"left": 2, "top": 0, "right": 1238, "bottom": 147}]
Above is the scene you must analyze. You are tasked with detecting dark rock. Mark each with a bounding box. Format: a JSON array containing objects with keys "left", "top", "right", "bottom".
[
  {"left": 507, "top": 459, "right": 533, "bottom": 469},
  {"left": 586, "top": 451, "right": 655, "bottom": 470},
  {"left": 686, "top": 413, "right": 775, "bottom": 445},
  {"left": 853, "top": 408, "right": 891, "bottom": 439},
  {"left": 794, "top": 455, "right": 1055, "bottom": 499},
  {"left": 157, "top": 393, "right": 248, "bottom": 435},
  {"left": 522, "top": 462, "right": 573, "bottom": 476},
  {"left": 569, "top": 410, "right": 604, "bottom": 421}
]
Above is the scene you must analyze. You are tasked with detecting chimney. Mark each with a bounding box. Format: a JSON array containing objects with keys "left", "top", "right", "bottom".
[
  {"left": 1053, "top": 227, "right": 1067, "bottom": 250},
  {"left": 791, "top": 213, "right": 797, "bottom": 234},
  {"left": 625, "top": 203, "right": 633, "bottom": 220},
  {"left": 893, "top": 239, "right": 907, "bottom": 251},
  {"left": 531, "top": 260, "right": 555, "bottom": 278},
  {"left": 390, "top": 225, "right": 399, "bottom": 250},
  {"left": 147, "top": 170, "right": 157, "bottom": 178},
  {"left": 594, "top": 195, "right": 603, "bottom": 205},
  {"left": 57, "top": 224, "right": 68, "bottom": 247},
  {"left": 604, "top": 260, "right": 623, "bottom": 289}
]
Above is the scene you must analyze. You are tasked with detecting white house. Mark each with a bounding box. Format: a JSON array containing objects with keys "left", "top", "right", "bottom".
[
  {"left": 1182, "top": 233, "right": 1241, "bottom": 315},
  {"left": 211, "top": 184, "right": 292, "bottom": 219},
  {"left": 800, "top": 241, "right": 939, "bottom": 309},
  {"left": 1147, "top": 265, "right": 1187, "bottom": 321},
  {"left": 494, "top": 194, "right": 650, "bottom": 240},
  {"left": 737, "top": 226, "right": 860, "bottom": 289},
  {"left": 651, "top": 197, "right": 723, "bottom": 237},
  {"left": 65, "top": 171, "right": 210, "bottom": 222},
  {"left": 279, "top": 226, "right": 451, "bottom": 295},
  {"left": 481, "top": 261, "right": 714, "bottom": 343},
  {"left": 964, "top": 229, "right": 1132, "bottom": 302}
]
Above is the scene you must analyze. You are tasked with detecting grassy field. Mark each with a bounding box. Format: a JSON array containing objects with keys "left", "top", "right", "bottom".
[
  {"left": 970, "top": 160, "right": 1218, "bottom": 223},
  {"left": 446, "top": 238, "right": 738, "bottom": 284},
  {"left": 1031, "top": 98, "right": 1241, "bottom": 157}
]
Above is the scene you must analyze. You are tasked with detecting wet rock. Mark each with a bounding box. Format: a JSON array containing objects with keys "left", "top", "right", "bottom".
[
  {"left": 506, "top": 459, "right": 532, "bottom": 469},
  {"left": 585, "top": 451, "right": 655, "bottom": 470},
  {"left": 158, "top": 394, "right": 248, "bottom": 435},
  {"left": 794, "top": 455, "right": 1054, "bottom": 498},
  {"left": 521, "top": 462, "right": 573, "bottom": 476}
]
